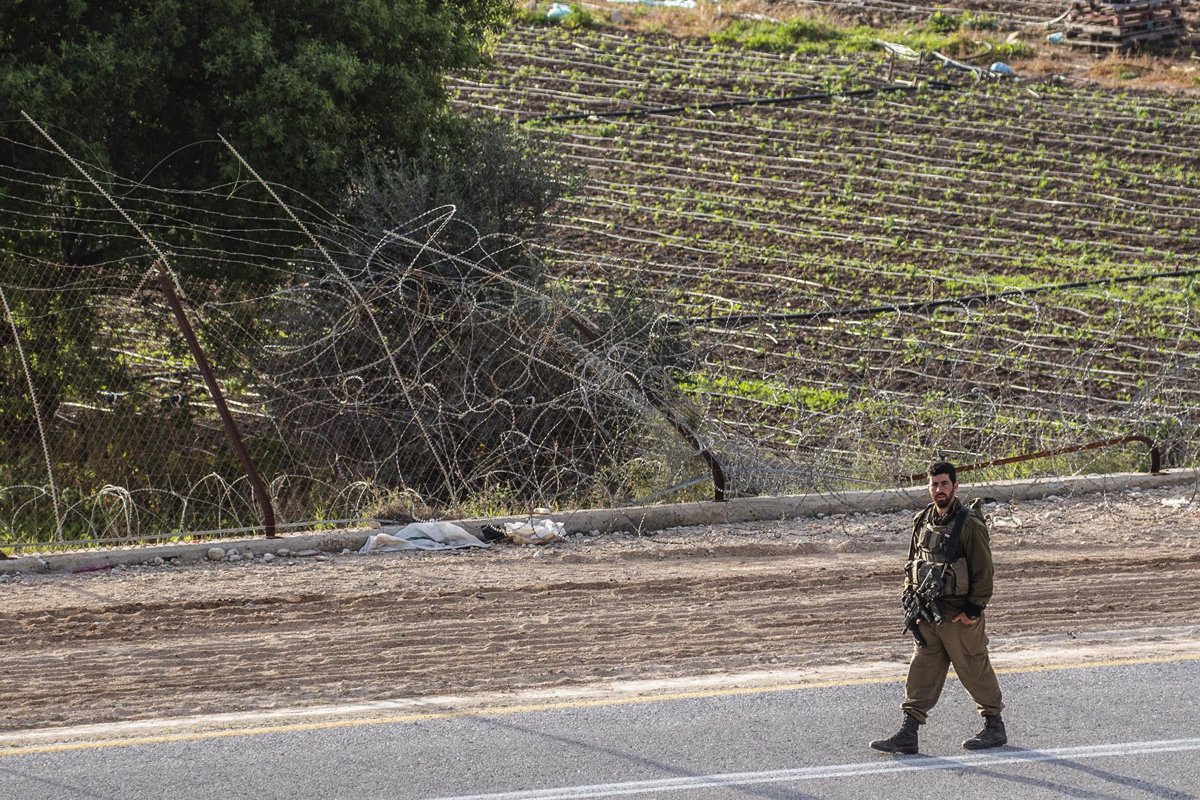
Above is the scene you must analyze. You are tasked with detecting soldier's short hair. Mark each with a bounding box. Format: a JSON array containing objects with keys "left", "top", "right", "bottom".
[{"left": 928, "top": 460, "right": 957, "bottom": 483}]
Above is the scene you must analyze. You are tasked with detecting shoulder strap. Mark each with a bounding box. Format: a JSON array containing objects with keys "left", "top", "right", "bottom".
[{"left": 942, "top": 505, "right": 970, "bottom": 562}]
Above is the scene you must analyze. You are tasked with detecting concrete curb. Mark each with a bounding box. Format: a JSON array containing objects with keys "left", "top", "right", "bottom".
[{"left": 2, "top": 469, "right": 1196, "bottom": 575}]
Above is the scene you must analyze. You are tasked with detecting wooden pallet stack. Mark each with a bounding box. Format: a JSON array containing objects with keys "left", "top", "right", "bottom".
[{"left": 1063, "top": 0, "right": 1191, "bottom": 50}]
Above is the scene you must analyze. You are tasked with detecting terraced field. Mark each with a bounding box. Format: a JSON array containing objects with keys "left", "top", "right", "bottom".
[{"left": 452, "top": 25, "right": 1200, "bottom": 489}]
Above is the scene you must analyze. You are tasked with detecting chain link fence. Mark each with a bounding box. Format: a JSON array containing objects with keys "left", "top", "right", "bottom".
[
  {"left": 454, "top": 26, "right": 1200, "bottom": 491},
  {"left": 7, "top": 30, "right": 1200, "bottom": 551},
  {"left": 1, "top": 122, "right": 712, "bottom": 552}
]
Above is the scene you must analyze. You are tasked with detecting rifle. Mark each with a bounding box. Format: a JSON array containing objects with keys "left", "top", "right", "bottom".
[
  {"left": 901, "top": 503, "right": 972, "bottom": 646},
  {"left": 902, "top": 566, "right": 946, "bottom": 646}
]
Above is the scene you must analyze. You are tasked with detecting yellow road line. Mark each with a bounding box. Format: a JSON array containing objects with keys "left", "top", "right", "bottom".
[
  {"left": 994, "top": 651, "right": 1200, "bottom": 676},
  {"left": 4, "top": 651, "right": 1200, "bottom": 758}
]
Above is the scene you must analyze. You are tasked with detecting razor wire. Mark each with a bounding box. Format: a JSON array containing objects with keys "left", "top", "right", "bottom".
[
  {"left": 6, "top": 25, "right": 1200, "bottom": 550},
  {"left": 450, "top": 25, "right": 1200, "bottom": 493},
  {"left": 0, "top": 126, "right": 713, "bottom": 550}
]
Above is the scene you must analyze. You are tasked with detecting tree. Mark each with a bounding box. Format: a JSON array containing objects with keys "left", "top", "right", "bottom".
[
  {"left": 1, "top": 0, "right": 513, "bottom": 211},
  {"left": 0, "top": 0, "right": 519, "bottom": 541}
]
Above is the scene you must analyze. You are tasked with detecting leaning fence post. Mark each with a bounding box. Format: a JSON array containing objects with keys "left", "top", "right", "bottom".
[
  {"left": 157, "top": 263, "right": 277, "bottom": 538},
  {"left": 565, "top": 312, "right": 727, "bottom": 502}
]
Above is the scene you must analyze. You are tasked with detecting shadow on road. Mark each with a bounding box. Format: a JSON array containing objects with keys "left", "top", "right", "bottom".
[
  {"left": 0, "top": 765, "right": 116, "bottom": 800},
  {"left": 902, "top": 747, "right": 1190, "bottom": 800},
  {"left": 478, "top": 714, "right": 820, "bottom": 800}
]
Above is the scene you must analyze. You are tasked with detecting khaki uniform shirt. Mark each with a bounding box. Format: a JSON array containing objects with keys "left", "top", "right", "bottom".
[{"left": 906, "top": 498, "right": 994, "bottom": 618}]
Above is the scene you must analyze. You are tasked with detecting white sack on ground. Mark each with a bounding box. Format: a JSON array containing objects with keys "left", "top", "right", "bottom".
[
  {"left": 504, "top": 518, "right": 565, "bottom": 545},
  {"left": 359, "top": 521, "right": 489, "bottom": 554}
]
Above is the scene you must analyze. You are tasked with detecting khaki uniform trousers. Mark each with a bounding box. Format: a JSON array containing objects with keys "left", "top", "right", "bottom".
[{"left": 902, "top": 612, "right": 1004, "bottom": 724}]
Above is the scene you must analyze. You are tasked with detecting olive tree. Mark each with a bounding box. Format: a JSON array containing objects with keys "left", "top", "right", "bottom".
[{"left": 1, "top": 0, "right": 512, "bottom": 211}]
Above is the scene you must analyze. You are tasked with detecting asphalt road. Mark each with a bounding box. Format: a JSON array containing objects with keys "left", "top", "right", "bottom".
[{"left": 3, "top": 656, "right": 1198, "bottom": 800}]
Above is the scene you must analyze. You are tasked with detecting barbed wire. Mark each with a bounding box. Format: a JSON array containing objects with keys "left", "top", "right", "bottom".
[
  {"left": 0, "top": 124, "right": 713, "bottom": 548},
  {"left": 453, "top": 25, "right": 1200, "bottom": 492},
  {"left": 6, "top": 24, "right": 1200, "bottom": 549}
]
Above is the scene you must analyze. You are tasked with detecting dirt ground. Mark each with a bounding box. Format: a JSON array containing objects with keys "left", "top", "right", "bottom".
[{"left": 3, "top": 483, "right": 1200, "bottom": 736}]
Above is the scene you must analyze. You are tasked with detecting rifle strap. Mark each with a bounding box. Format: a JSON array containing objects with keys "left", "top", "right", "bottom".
[{"left": 941, "top": 504, "right": 970, "bottom": 563}]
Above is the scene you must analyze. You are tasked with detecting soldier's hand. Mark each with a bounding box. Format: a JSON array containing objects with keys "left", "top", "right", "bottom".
[{"left": 952, "top": 612, "right": 978, "bottom": 625}]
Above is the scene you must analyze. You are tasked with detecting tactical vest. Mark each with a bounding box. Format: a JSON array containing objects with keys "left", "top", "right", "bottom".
[{"left": 908, "top": 506, "right": 971, "bottom": 598}]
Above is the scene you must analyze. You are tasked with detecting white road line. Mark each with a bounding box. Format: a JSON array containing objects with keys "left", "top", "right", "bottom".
[
  {"left": 8, "top": 651, "right": 1200, "bottom": 754},
  {"left": 426, "top": 738, "right": 1200, "bottom": 800}
]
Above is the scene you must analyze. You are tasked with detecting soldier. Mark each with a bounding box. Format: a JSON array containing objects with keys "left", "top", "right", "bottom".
[{"left": 870, "top": 460, "right": 1007, "bottom": 755}]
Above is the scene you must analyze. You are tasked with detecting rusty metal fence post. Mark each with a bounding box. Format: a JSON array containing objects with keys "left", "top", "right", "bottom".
[
  {"left": 157, "top": 264, "right": 278, "bottom": 538},
  {"left": 903, "top": 435, "right": 1163, "bottom": 485},
  {"left": 565, "top": 312, "right": 727, "bottom": 501}
]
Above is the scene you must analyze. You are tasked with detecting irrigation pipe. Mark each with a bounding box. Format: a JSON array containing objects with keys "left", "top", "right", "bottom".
[
  {"left": 528, "top": 81, "right": 958, "bottom": 124},
  {"left": 1041, "top": 9, "right": 1072, "bottom": 28}
]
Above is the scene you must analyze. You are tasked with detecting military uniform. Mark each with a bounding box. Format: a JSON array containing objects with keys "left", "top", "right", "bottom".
[{"left": 901, "top": 498, "right": 1004, "bottom": 724}]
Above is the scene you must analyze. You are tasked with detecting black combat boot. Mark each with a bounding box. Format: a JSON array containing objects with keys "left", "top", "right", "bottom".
[
  {"left": 869, "top": 714, "right": 920, "bottom": 755},
  {"left": 962, "top": 714, "right": 1007, "bottom": 750}
]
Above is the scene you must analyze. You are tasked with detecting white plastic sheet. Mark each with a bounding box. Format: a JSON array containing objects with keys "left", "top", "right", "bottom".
[{"left": 359, "top": 521, "right": 489, "bottom": 554}]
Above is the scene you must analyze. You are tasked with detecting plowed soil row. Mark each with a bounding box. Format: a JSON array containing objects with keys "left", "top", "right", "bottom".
[{"left": 2, "top": 485, "right": 1198, "bottom": 734}]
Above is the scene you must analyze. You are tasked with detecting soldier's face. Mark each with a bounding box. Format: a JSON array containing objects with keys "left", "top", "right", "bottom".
[{"left": 929, "top": 473, "right": 956, "bottom": 510}]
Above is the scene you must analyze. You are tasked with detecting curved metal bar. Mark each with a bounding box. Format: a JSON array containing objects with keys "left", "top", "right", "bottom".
[
  {"left": 903, "top": 435, "right": 1162, "bottom": 484},
  {"left": 565, "top": 313, "right": 727, "bottom": 502}
]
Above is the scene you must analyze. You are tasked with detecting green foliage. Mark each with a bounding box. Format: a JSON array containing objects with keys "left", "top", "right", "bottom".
[
  {"left": 345, "top": 119, "right": 586, "bottom": 260},
  {"left": 1, "top": 0, "right": 513, "bottom": 209},
  {"left": 925, "top": 10, "right": 997, "bottom": 33},
  {"left": 710, "top": 18, "right": 847, "bottom": 54},
  {"left": 961, "top": 10, "right": 999, "bottom": 31},
  {"left": 926, "top": 10, "right": 962, "bottom": 34},
  {"left": 680, "top": 373, "right": 846, "bottom": 413},
  {"left": 993, "top": 41, "right": 1035, "bottom": 60},
  {"left": 516, "top": 3, "right": 598, "bottom": 30},
  {"left": 0, "top": 266, "right": 137, "bottom": 464},
  {"left": 709, "top": 14, "right": 1027, "bottom": 60}
]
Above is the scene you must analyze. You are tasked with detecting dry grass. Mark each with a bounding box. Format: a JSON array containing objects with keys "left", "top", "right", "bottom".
[
  {"left": 1085, "top": 52, "right": 1200, "bottom": 90},
  {"left": 567, "top": 0, "right": 1200, "bottom": 93},
  {"left": 594, "top": 0, "right": 776, "bottom": 38}
]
